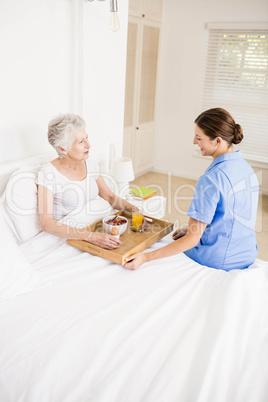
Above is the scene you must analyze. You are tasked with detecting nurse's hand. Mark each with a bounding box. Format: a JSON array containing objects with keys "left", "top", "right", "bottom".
[
  {"left": 86, "top": 232, "right": 121, "bottom": 249},
  {"left": 172, "top": 227, "right": 187, "bottom": 240},
  {"left": 124, "top": 253, "right": 146, "bottom": 270}
]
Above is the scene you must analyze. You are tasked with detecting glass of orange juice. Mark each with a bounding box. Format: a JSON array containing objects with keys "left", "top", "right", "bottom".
[{"left": 131, "top": 207, "right": 143, "bottom": 232}]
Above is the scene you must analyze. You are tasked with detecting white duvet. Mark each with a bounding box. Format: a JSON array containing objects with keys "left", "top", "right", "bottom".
[{"left": 0, "top": 231, "right": 268, "bottom": 402}]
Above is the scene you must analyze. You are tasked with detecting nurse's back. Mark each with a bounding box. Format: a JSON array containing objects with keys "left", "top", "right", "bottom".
[{"left": 208, "top": 152, "right": 258, "bottom": 270}]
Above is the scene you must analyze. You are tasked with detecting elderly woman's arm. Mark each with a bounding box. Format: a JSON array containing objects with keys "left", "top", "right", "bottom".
[
  {"left": 37, "top": 185, "right": 121, "bottom": 249},
  {"left": 96, "top": 175, "right": 137, "bottom": 212}
]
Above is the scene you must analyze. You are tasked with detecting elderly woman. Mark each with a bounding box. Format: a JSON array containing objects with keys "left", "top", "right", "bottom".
[{"left": 37, "top": 113, "right": 137, "bottom": 249}]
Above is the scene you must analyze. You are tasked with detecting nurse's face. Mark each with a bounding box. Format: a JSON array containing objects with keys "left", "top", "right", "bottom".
[
  {"left": 68, "top": 129, "right": 91, "bottom": 160},
  {"left": 193, "top": 124, "right": 217, "bottom": 158}
]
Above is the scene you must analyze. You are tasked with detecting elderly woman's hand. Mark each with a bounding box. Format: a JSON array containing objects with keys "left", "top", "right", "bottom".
[
  {"left": 141, "top": 217, "right": 147, "bottom": 231},
  {"left": 129, "top": 206, "right": 147, "bottom": 232},
  {"left": 86, "top": 232, "right": 121, "bottom": 249}
]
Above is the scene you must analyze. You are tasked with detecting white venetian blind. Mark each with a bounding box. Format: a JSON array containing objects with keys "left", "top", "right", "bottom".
[{"left": 202, "top": 23, "right": 268, "bottom": 163}]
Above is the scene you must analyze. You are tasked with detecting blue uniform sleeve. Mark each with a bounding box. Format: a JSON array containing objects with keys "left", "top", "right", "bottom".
[{"left": 187, "top": 174, "right": 220, "bottom": 224}]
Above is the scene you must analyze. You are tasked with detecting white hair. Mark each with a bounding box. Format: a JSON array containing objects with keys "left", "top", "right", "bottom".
[{"left": 47, "top": 113, "right": 86, "bottom": 158}]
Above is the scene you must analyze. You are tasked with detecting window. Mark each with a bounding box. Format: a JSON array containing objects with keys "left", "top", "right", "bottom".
[{"left": 202, "top": 23, "right": 268, "bottom": 164}]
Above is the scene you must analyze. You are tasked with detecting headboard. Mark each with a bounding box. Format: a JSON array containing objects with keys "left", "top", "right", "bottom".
[{"left": 0, "top": 153, "right": 55, "bottom": 196}]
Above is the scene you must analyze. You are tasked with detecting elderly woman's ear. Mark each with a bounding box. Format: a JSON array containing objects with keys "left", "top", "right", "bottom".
[{"left": 57, "top": 146, "right": 67, "bottom": 157}]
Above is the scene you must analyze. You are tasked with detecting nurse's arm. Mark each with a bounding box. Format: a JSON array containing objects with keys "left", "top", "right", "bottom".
[{"left": 124, "top": 217, "right": 207, "bottom": 270}]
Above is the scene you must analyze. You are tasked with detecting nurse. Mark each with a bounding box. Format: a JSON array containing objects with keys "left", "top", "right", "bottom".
[{"left": 124, "top": 108, "right": 259, "bottom": 271}]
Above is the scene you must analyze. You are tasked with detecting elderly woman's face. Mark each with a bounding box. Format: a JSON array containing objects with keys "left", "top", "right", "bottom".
[{"left": 68, "top": 129, "right": 91, "bottom": 160}]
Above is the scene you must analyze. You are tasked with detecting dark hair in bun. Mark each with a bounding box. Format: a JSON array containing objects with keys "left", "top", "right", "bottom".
[
  {"left": 194, "top": 108, "right": 244, "bottom": 146},
  {"left": 232, "top": 123, "right": 244, "bottom": 144}
]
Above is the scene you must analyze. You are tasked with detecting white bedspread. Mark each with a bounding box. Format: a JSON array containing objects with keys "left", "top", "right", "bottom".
[{"left": 0, "top": 233, "right": 268, "bottom": 402}]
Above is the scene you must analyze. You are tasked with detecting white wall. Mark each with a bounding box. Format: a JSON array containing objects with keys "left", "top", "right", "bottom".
[
  {"left": 82, "top": 0, "right": 129, "bottom": 173},
  {"left": 154, "top": 0, "right": 268, "bottom": 193},
  {"left": 0, "top": 0, "right": 128, "bottom": 173}
]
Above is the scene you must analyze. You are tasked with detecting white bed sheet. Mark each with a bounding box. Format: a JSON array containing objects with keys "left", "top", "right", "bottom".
[{"left": 0, "top": 233, "right": 268, "bottom": 402}]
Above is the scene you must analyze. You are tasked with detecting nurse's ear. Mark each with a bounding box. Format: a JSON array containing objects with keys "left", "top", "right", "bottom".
[{"left": 215, "top": 137, "right": 222, "bottom": 147}]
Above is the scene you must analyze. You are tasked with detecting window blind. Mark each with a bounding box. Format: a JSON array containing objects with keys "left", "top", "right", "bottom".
[{"left": 202, "top": 25, "right": 268, "bottom": 164}]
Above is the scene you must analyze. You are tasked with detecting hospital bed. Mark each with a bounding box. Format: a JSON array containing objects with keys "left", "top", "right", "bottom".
[{"left": 0, "top": 154, "right": 267, "bottom": 402}]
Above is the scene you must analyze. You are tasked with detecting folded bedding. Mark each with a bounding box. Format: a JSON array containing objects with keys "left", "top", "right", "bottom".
[{"left": 0, "top": 227, "right": 268, "bottom": 402}]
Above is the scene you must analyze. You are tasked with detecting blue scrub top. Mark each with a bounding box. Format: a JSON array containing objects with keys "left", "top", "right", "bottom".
[{"left": 184, "top": 151, "right": 259, "bottom": 271}]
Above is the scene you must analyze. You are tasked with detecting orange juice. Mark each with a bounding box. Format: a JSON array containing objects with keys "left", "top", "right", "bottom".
[{"left": 132, "top": 211, "right": 143, "bottom": 231}]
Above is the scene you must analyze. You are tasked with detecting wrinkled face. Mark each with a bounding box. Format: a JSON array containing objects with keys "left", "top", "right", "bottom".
[
  {"left": 68, "top": 129, "right": 91, "bottom": 160},
  {"left": 193, "top": 124, "right": 217, "bottom": 157}
]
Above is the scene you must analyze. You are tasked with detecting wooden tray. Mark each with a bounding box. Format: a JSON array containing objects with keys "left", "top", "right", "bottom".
[{"left": 67, "top": 212, "right": 174, "bottom": 265}]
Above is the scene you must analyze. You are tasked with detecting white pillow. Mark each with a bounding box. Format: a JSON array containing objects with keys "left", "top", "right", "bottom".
[
  {"left": 0, "top": 212, "right": 41, "bottom": 301},
  {"left": 1, "top": 165, "right": 42, "bottom": 243}
]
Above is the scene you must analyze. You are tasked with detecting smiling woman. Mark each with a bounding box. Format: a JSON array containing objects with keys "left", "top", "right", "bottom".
[
  {"left": 125, "top": 108, "right": 259, "bottom": 271},
  {"left": 193, "top": 108, "right": 244, "bottom": 158},
  {"left": 37, "top": 113, "right": 138, "bottom": 249}
]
